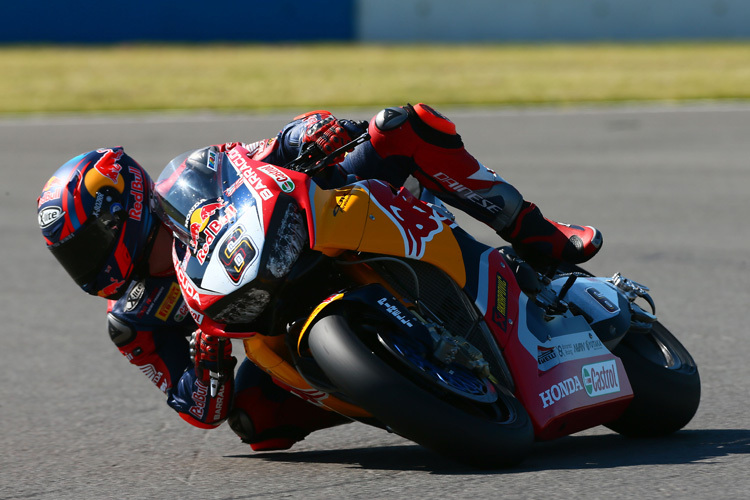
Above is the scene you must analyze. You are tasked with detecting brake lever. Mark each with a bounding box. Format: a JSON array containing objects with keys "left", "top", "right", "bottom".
[
  {"left": 209, "top": 338, "right": 226, "bottom": 398},
  {"left": 284, "top": 132, "right": 371, "bottom": 175}
]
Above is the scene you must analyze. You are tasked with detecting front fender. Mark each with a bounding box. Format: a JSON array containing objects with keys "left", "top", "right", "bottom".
[{"left": 296, "top": 283, "right": 432, "bottom": 356}]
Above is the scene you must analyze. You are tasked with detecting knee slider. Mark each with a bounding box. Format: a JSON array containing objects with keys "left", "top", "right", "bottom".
[
  {"left": 409, "top": 103, "right": 463, "bottom": 149},
  {"left": 227, "top": 408, "right": 256, "bottom": 443},
  {"left": 412, "top": 103, "right": 457, "bottom": 135},
  {"left": 107, "top": 313, "right": 136, "bottom": 347}
]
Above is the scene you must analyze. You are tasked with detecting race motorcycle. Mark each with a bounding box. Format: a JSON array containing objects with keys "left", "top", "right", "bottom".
[{"left": 154, "top": 135, "right": 700, "bottom": 468}]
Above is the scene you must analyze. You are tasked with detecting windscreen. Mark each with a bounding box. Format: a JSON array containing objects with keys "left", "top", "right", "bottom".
[{"left": 153, "top": 148, "right": 229, "bottom": 244}]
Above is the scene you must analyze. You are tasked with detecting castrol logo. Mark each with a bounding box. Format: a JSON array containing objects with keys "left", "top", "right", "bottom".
[{"left": 582, "top": 360, "right": 621, "bottom": 397}]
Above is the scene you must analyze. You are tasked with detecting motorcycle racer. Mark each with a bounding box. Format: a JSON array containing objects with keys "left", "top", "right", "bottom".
[{"left": 37, "top": 104, "right": 602, "bottom": 451}]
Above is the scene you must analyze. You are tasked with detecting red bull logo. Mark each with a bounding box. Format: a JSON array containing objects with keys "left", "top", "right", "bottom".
[
  {"left": 85, "top": 149, "right": 126, "bottom": 197},
  {"left": 38, "top": 176, "right": 64, "bottom": 207},
  {"left": 98, "top": 278, "right": 126, "bottom": 298},
  {"left": 128, "top": 165, "right": 144, "bottom": 222},
  {"left": 188, "top": 200, "right": 238, "bottom": 264},
  {"left": 189, "top": 200, "right": 226, "bottom": 249},
  {"left": 377, "top": 187, "right": 450, "bottom": 260},
  {"left": 42, "top": 176, "right": 63, "bottom": 192},
  {"left": 94, "top": 148, "right": 125, "bottom": 183}
]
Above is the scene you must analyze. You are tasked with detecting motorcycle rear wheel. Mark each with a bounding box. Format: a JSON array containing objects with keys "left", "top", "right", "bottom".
[
  {"left": 307, "top": 313, "right": 534, "bottom": 468},
  {"left": 547, "top": 255, "right": 701, "bottom": 437},
  {"left": 605, "top": 321, "right": 701, "bottom": 436}
]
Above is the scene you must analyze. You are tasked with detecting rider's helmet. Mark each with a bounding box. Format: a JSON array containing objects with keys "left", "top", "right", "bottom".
[{"left": 37, "top": 147, "right": 158, "bottom": 299}]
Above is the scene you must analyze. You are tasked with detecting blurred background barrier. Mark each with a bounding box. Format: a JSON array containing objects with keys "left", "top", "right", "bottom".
[
  {"left": 356, "top": 0, "right": 750, "bottom": 41},
  {"left": 2, "top": 0, "right": 748, "bottom": 43},
  {"left": 0, "top": 0, "right": 356, "bottom": 43}
]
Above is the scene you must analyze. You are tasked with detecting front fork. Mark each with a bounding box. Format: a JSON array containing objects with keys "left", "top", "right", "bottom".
[{"left": 340, "top": 259, "right": 492, "bottom": 379}]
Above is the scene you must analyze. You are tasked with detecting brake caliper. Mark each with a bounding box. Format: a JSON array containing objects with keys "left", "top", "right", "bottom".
[{"left": 425, "top": 322, "right": 491, "bottom": 378}]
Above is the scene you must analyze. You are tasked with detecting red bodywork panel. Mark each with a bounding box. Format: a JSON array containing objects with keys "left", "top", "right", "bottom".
[{"left": 481, "top": 254, "right": 633, "bottom": 440}]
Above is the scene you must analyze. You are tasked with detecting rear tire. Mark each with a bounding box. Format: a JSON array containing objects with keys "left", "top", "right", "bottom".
[
  {"left": 605, "top": 321, "right": 701, "bottom": 436},
  {"left": 542, "top": 253, "right": 701, "bottom": 437},
  {"left": 307, "top": 313, "right": 534, "bottom": 468}
]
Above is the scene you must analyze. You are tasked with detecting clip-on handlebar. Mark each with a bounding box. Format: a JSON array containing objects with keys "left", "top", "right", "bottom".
[{"left": 283, "top": 132, "right": 371, "bottom": 175}]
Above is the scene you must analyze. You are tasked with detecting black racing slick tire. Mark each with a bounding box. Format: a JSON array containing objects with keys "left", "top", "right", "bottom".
[
  {"left": 307, "top": 314, "right": 534, "bottom": 468},
  {"left": 605, "top": 321, "right": 701, "bottom": 437}
]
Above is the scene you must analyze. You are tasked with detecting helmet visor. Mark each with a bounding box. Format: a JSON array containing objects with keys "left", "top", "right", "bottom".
[{"left": 49, "top": 212, "right": 124, "bottom": 292}]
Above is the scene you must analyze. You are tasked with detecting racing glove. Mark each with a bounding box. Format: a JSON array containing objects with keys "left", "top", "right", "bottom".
[
  {"left": 301, "top": 111, "right": 354, "bottom": 164},
  {"left": 190, "top": 329, "right": 237, "bottom": 383},
  {"left": 169, "top": 330, "right": 237, "bottom": 429}
]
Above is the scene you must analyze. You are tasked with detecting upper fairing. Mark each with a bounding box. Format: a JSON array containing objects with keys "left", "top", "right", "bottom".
[
  {"left": 155, "top": 145, "right": 314, "bottom": 325},
  {"left": 154, "top": 147, "right": 248, "bottom": 244}
]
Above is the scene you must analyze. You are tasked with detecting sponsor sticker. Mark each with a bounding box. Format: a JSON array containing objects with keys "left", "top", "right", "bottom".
[
  {"left": 38, "top": 206, "right": 64, "bottom": 229},
  {"left": 433, "top": 172, "right": 503, "bottom": 214},
  {"left": 155, "top": 283, "right": 182, "bottom": 321},
  {"left": 125, "top": 281, "right": 147, "bottom": 312},
  {"left": 38, "top": 176, "right": 64, "bottom": 207},
  {"left": 99, "top": 278, "right": 126, "bottom": 298},
  {"left": 536, "top": 333, "right": 607, "bottom": 372},
  {"left": 582, "top": 359, "right": 621, "bottom": 397},
  {"left": 94, "top": 148, "right": 124, "bottom": 182},
  {"left": 257, "top": 164, "right": 295, "bottom": 193},
  {"left": 538, "top": 375, "right": 584, "bottom": 408},
  {"left": 227, "top": 149, "right": 274, "bottom": 201},
  {"left": 377, "top": 297, "right": 414, "bottom": 327},
  {"left": 128, "top": 166, "right": 144, "bottom": 221},
  {"left": 333, "top": 189, "right": 354, "bottom": 216},
  {"left": 189, "top": 380, "right": 208, "bottom": 419},
  {"left": 174, "top": 302, "right": 190, "bottom": 322},
  {"left": 370, "top": 187, "right": 450, "bottom": 260},
  {"left": 206, "top": 149, "right": 219, "bottom": 171},
  {"left": 537, "top": 345, "right": 560, "bottom": 371},
  {"left": 493, "top": 274, "right": 508, "bottom": 330}
]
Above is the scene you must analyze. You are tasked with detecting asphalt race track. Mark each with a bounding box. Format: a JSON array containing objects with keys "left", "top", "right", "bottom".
[{"left": 2, "top": 105, "right": 749, "bottom": 499}]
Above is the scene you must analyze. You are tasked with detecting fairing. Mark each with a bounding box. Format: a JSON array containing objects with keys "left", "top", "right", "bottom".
[{"left": 154, "top": 146, "right": 314, "bottom": 328}]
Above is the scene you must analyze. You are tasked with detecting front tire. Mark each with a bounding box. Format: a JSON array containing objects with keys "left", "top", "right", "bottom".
[{"left": 307, "top": 314, "right": 534, "bottom": 468}]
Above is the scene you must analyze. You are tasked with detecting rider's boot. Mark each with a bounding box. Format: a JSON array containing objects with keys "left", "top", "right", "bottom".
[
  {"left": 362, "top": 103, "right": 602, "bottom": 266},
  {"left": 227, "top": 361, "right": 348, "bottom": 451},
  {"left": 498, "top": 201, "right": 602, "bottom": 268}
]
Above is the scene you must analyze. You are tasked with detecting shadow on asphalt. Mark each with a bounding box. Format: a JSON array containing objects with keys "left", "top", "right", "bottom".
[{"left": 225, "top": 429, "right": 750, "bottom": 474}]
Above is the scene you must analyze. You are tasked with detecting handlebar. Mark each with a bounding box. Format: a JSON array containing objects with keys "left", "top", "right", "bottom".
[{"left": 283, "top": 132, "right": 371, "bottom": 175}]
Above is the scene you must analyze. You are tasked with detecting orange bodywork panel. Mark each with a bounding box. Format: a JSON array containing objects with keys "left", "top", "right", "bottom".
[
  {"left": 310, "top": 181, "right": 467, "bottom": 287},
  {"left": 242, "top": 334, "right": 371, "bottom": 418}
]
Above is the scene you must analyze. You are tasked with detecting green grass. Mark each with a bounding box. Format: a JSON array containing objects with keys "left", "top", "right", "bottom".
[{"left": 2, "top": 43, "right": 750, "bottom": 114}]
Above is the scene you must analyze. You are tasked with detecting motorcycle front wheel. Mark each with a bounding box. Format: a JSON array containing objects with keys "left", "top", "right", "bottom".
[{"left": 307, "top": 313, "right": 534, "bottom": 468}]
